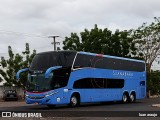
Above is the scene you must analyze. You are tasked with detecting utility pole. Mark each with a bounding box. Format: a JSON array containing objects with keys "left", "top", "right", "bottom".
[{"left": 48, "top": 35, "right": 60, "bottom": 50}]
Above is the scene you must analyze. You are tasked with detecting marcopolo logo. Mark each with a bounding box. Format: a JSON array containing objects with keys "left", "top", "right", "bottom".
[{"left": 1, "top": 112, "right": 42, "bottom": 118}]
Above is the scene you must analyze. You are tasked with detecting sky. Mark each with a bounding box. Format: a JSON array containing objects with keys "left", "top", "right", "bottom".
[{"left": 0, "top": 0, "right": 160, "bottom": 58}]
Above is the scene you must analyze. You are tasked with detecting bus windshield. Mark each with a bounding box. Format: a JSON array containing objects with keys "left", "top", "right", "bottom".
[
  {"left": 30, "top": 51, "right": 76, "bottom": 71},
  {"left": 27, "top": 51, "right": 76, "bottom": 92},
  {"left": 26, "top": 74, "right": 52, "bottom": 92},
  {"left": 26, "top": 68, "right": 70, "bottom": 92}
]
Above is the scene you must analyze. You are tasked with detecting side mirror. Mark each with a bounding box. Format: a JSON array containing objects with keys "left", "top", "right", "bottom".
[
  {"left": 16, "top": 68, "right": 29, "bottom": 80},
  {"left": 45, "top": 66, "right": 62, "bottom": 79}
]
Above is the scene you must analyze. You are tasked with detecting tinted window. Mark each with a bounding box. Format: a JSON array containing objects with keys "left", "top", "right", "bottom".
[
  {"left": 50, "top": 68, "right": 71, "bottom": 89},
  {"left": 74, "top": 53, "right": 145, "bottom": 72},
  {"left": 73, "top": 78, "right": 124, "bottom": 89},
  {"left": 107, "top": 79, "right": 124, "bottom": 88},
  {"left": 95, "top": 57, "right": 145, "bottom": 72},
  {"left": 73, "top": 54, "right": 94, "bottom": 68},
  {"left": 27, "top": 68, "right": 71, "bottom": 92},
  {"left": 5, "top": 90, "right": 17, "bottom": 93},
  {"left": 30, "top": 51, "right": 76, "bottom": 71}
]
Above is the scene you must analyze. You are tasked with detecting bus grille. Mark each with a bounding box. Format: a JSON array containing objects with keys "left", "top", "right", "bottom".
[{"left": 28, "top": 96, "right": 45, "bottom": 99}]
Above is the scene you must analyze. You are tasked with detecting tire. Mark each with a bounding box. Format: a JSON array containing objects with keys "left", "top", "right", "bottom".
[
  {"left": 129, "top": 93, "right": 136, "bottom": 103},
  {"left": 47, "top": 105, "right": 56, "bottom": 108},
  {"left": 69, "top": 95, "right": 79, "bottom": 107},
  {"left": 122, "top": 93, "right": 128, "bottom": 103}
]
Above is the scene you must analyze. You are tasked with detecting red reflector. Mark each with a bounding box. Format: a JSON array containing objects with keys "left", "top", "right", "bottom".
[{"left": 96, "top": 54, "right": 103, "bottom": 57}]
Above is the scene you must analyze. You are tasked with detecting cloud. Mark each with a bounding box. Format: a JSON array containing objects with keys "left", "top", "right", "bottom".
[{"left": 0, "top": 0, "right": 160, "bottom": 57}]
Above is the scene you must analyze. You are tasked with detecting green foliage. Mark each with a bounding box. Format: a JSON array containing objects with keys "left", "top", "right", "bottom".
[
  {"left": 133, "top": 17, "right": 160, "bottom": 72},
  {"left": 132, "top": 17, "right": 160, "bottom": 95},
  {"left": 0, "top": 43, "right": 36, "bottom": 88},
  {"left": 147, "top": 71, "right": 160, "bottom": 95},
  {"left": 63, "top": 24, "right": 138, "bottom": 58}
]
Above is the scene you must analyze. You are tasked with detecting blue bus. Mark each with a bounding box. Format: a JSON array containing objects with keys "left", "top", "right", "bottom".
[{"left": 16, "top": 51, "right": 146, "bottom": 108}]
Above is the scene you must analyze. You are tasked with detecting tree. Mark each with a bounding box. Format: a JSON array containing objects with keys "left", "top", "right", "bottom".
[
  {"left": 0, "top": 43, "right": 36, "bottom": 88},
  {"left": 63, "top": 24, "right": 137, "bottom": 58},
  {"left": 148, "top": 71, "right": 160, "bottom": 95},
  {"left": 133, "top": 17, "right": 160, "bottom": 73},
  {"left": 132, "top": 17, "right": 160, "bottom": 95}
]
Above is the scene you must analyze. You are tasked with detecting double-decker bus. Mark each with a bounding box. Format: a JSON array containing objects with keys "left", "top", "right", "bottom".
[{"left": 16, "top": 51, "right": 146, "bottom": 108}]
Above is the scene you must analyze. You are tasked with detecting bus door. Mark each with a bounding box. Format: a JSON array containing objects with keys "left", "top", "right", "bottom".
[{"left": 52, "top": 69, "right": 70, "bottom": 104}]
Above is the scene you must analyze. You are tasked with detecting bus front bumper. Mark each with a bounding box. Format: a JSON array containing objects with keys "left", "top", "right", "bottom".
[{"left": 26, "top": 96, "right": 54, "bottom": 105}]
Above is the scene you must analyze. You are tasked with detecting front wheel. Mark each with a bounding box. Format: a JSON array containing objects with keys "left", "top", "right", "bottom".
[{"left": 69, "top": 95, "right": 79, "bottom": 107}]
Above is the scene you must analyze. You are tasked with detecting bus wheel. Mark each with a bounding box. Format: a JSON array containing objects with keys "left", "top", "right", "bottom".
[
  {"left": 122, "top": 93, "right": 128, "bottom": 103},
  {"left": 47, "top": 105, "right": 56, "bottom": 109},
  {"left": 70, "top": 95, "right": 79, "bottom": 107},
  {"left": 129, "top": 93, "right": 136, "bottom": 103}
]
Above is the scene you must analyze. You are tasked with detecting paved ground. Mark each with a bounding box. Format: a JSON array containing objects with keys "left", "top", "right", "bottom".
[{"left": 0, "top": 97, "right": 160, "bottom": 120}]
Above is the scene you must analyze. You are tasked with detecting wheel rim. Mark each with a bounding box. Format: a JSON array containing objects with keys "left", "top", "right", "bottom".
[
  {"left": 71, "top": 96, "right": 77, "bottom": 106},
  {"left": 123, "top": 94, "right": 127, "bottom": 102},
  {"left": 130, "top": 94, "right": 134, "bottom": 102}
]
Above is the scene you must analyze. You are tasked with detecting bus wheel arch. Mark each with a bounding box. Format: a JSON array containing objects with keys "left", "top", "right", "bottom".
[
  {"left": 129, "top": 91, "right": 136, "bottom": 103},
  {"left": 122, "top": 91, "right": 129, "bottom": 103},
  {"left": 69, "top": 92, "right": 80, "bottom": 107}
]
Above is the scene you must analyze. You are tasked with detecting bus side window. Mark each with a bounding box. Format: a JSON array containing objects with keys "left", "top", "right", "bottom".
[
  {"left": 73, "top": 78, "right": 124, "bottom": 89},
  {"left": 74, "top": 54, "right": 94, "bottom": 68}
]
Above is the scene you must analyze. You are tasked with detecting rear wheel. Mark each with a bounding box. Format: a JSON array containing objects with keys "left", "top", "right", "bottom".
[
  {"left": 122, "top": 93, "right": 128, "bottom": 103},
  {"left": 129, "top": 93, "right": 136, "bottom": 103},
  {"left": 69, "top": 95, "right": 80, "bottom": 107}
]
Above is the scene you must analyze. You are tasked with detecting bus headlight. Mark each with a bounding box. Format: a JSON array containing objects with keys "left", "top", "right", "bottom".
[
  {"left": 45, "top": 91, "right": 58, "bottom": 97},
  {"left": 25, "top": 94, "right": 29, "bottom": 97}
]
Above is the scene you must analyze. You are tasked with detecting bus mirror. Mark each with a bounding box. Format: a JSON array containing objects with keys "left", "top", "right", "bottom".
[
  {"left": 45, "top": 66, "right": 62, "bottom": 79},
  {"left": 16, "top": 68, "right": 29, "bottom": 81}
]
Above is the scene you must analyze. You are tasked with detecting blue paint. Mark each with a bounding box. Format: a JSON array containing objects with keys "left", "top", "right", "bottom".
[
  {"left": 44, "top": 66, "right": 62, "bottom": 78},
  {"left": 17, "top": 51, "right": 146, "bottom": 106},
  {"left": 16, "top": 68, "right": 29, "bottom": 80},
  {"left": 25, "top": 68, "right": 146, "bottom": 105}
]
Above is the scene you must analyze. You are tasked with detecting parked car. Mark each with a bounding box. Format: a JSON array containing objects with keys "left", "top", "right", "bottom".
[{"left": 3, "top": 90, "right": 18, "bottom": 101}]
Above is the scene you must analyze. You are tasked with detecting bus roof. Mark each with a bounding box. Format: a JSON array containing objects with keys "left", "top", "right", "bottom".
[
  {"left": 36, "top": 50, "right": 145, "bottom": 63},
  {"left": 37, "top": 50, "right": 77, "bottom": 55},
  {"left": 79, "top": 51, "right": 145, "bottom": 63}
]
